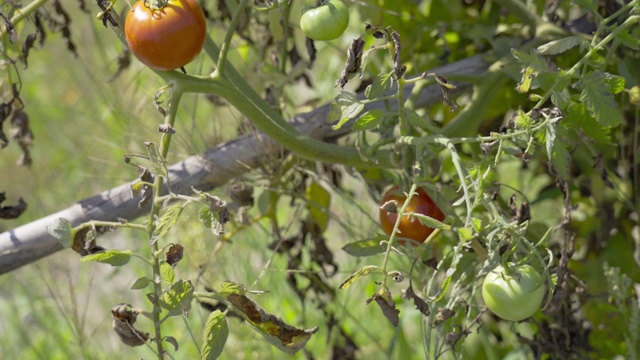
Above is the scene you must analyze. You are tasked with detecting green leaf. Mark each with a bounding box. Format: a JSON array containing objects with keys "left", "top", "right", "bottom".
[
  {"left": 160, "top": 262, "right": 176, "bottom": 287},
  {"left": 457, "top": 227, "right": 474, "bottom": 242},
  {"left": 219, "top": 280, "right": 247, "bottom": 296},
  {"left": 339, "top": 265, "right": 382, "bottom": 289},
  {"left": 47, "top": 218, "right": 74, "bottom": 248},
  {"left": 145, "top": 142, "right": 168, "bottom": 178},
  {"left": 515, "top": 67, "right": 536, "bottom": 94},
  {"left": 342, "top": 238, "right": 386, "bottom": 257},
  {"left": 201, "top": 310, "right": 228, "bottom": 360},
  {"left": 511, "top": 49, "right": 549, "bottom": 72},
  {"left": 306, "top": 181, "right": 331, "bottom": 233},
  {"left": 152, "top": 204, "right": 184, "bottom": 241},
  {"left": 604, "top": 74, "right": 625, "bottom": 94},
  {"left": 615, "top": 28, "right": 640, "bottom": 50},
  {"left": 551, "top": 141, "right": 571, "bottom": 180},
  {"left": 365, "top": 72, "right": 394, "bottom": 100},
  {"left": 327, "top": 91, "right": 364, "bottom": 131},
  {"left": 563, "top": 102, "right": 610, "bottom": 144},
  {"left": 578, "top": 71, "right": 624, "bottom": 127},
  {"left": 198, "top": 206, "right": 224, "bottom": 236},
  {"left": 352, "top": 110, "right": 384, "bottom": 131},
  {"left": 131, "top": 277, "right": 151, "bottom": 290},
  {"left": 413, "top": 213, "right": 452, "bottom": 231},
  {"left": 159, "top": 280, "right": 194, "bottom": 316},
  {"left": 513, "top": 108, "right": 531, "bottom": 128},
  {"left": 80, "top": 250, "right": 132, "bottom": 267},
  {"left": 536, "top": 36, "right": 589, "bottom": 55}
]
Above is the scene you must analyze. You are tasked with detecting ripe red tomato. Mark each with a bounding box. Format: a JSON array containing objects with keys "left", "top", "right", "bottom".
[
  {"left": 124, "top": 0, "right": 206, "bottom": 71},
  {"left": 379, "top": 186, "right": 445, "bottom": 244}
]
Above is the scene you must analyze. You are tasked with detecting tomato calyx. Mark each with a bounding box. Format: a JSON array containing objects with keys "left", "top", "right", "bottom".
[{"left": 143, "top": 0, "right": 170, "bottom": 10}]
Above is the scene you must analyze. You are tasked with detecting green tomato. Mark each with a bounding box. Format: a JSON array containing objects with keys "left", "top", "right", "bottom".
[
  {"left": 300, "top": 0, "right": 349, "bottom": 41},
  {"left": 481, "top": 264, "right": 545, "bottom": 321}
]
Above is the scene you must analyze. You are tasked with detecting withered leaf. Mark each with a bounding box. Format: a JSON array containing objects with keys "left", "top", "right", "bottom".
[
  {"left": 402, "top": 285, "right": 430, "bottom": 316},
  {"left": 223, "top": 289, "right": 318, "bottom": 354},
  {"left": 336, "top": 37, "right": 365, "bottom": 89},
  {"left": 366, "top": 288, "right": 399, "bottom": 327},
  {"left": 111, "top": 303, "right": 149, "bottom": 347},
  {"left": 165, "top": 244, "right": 184, "bottom": 267},
  {"left": 0, "top": 196, "right": 27, "bottom": 219}
]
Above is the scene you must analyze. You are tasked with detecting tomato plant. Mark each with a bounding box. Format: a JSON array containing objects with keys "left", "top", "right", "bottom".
[
  {"left": 482, "top": 264, "right": 546, "bottom": 321},
  {"left": 124, "top": 0, "right": 206, "bottom": 71},
  {"left": 300, "top": 0, "right": 349, "bottom": 41},
  {"left": 379, "top": 186, "right": 445, "bottom": 244}
]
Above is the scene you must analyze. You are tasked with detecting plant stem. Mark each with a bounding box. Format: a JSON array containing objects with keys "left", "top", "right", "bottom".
[
  {"left": 164, "top": 71, "right": 395, "bottom": 168},
  {"left": 145, "top": 87, "right": 183, "bottom": 360},
  {"left": 0, "top": 0, "right": 51, "bottom": 40},
  {"left": 215, "top": 0, "right": 251, "bottom": 75}
]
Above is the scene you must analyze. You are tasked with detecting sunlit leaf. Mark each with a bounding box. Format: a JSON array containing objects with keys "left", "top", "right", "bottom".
[
  {"left": 352, "top": 110, "right": 385, "bottom": 131},
  {"left": 80, "top": 250, "right": 131, "bottom": 266},
  {"left": 160, "top": 262, "right": 176, "bottom": 287},
  {"left": 152, "top": 204, "right": 184, "bottom": 242},
  {"left": 201, "top": 310, "right": 228, "bottom": 360},
  {"left": 365, "top": 71, "right": 394, "bottom": 99},
  {"left": 339, "top": 265, "right": 382, "bottom": 289},
  {"left": 159, "top": 280, "right": 194, "bottom": 317}
]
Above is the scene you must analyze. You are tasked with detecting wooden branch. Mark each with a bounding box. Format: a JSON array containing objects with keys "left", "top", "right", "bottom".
[{"left": 0, "top": 55, "right": 488, "bottom": 274}]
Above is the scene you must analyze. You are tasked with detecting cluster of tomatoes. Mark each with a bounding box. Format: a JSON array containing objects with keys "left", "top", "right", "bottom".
[
  {"left": 123, "top": 0, "right": 350, "bottom": 71},
  {"left": 122, "top": 0, "right": 545, "bottom": 324},
  {"left": 378, "top": 186, "right": 545, "bottom": 322}
]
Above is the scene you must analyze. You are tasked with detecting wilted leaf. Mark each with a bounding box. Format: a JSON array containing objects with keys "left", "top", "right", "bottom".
[
  {"left": 224, "top": 292, "right": 318, "bottom": 354},
  {"left": 339, "top": 265, "right": 382, "bottom": 289},
  {"left": 403, "top": 285, "right": 429, "bottom": 316},
  {"left": 47, "top": 218, "right": 74, "bottom": 248},
  {"left": 367, "top": 288, "right": 399, "bottom": 326},
  {"left": 201, "top": 310, "right": 229, "bottom": 360},
  {"left": 164, "top": 336, "right": 179, "bottom": 352},
  {"left": 199, "top": 206, "right": 226, "bottom": 236},
  {"left": 335, "top": 36, "right": 365, "bottom": 88},
  {"left": 81, "top": 250, "right": 131, "bottom": 266},
  {"left": 111, "top": 303, "right": 149, "bottom": 347},
  {"left": 166, "top": 244, "right": 184, "bottom": 267},
  {"left": 342, "top": 238, "right": 386, "bottom": 257}
]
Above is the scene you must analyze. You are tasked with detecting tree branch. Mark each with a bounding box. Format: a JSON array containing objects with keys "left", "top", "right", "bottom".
[{"left": 0, "top": 55, "right": 489, "bottom": 274}]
